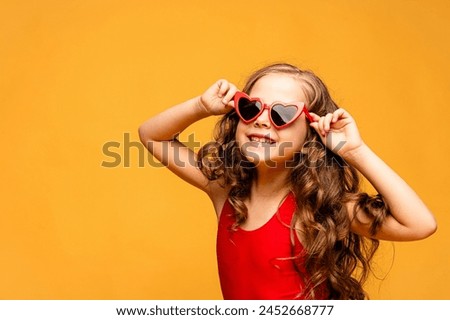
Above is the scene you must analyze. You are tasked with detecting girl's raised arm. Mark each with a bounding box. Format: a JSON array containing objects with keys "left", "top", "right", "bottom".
[
  {"left": 138, "top": 80, "right": 236, "bottom": 200},
  {"left": 344, "top": 143, "right": 437, "bottom": 241},
  {"left": 310, "top": 109, "right": 437, "bottom": 241}
]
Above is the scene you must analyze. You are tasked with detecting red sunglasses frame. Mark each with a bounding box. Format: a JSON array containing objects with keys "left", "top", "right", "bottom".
[{"left": 233, "top": 91, "right": 314, "bottom": 129}]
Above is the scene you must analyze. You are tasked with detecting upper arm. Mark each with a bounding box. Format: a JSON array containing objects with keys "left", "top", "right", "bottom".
[
  {"left": 139, "top": 132, "right": 228, "bottom": 208},
  {"left": 347, "top": 200, "right": 436, "bottom": 241},
  {"left": 141, "top": 136, "right": 209, "bottom": 191}
]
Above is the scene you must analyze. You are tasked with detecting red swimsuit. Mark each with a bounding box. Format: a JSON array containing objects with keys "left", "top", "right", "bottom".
[{"left": 216, "top": 193, "right": 325, "bottom": 300}]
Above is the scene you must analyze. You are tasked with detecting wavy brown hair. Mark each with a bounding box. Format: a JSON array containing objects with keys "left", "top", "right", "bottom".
[{"left": 198, "top": 63, "right": 390, "bottom": 299}]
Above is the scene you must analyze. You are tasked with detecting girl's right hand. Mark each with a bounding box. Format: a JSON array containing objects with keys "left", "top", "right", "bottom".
[{"left": 198, "top": 79, "right": 237, "bottom": 115}]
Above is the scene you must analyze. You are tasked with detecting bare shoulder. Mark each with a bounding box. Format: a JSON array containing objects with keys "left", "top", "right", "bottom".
[{"left": 206, "top": 180, "right": 230, "bottom": 219}]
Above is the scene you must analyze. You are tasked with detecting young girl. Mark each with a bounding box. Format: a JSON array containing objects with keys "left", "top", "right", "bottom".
[{"left": 138, "top": 63, "right": 436, "bottom": 299}]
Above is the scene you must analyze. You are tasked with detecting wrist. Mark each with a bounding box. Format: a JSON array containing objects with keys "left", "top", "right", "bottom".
[
  {"left": 341, "top": 143, "right": 371, "bottom": 165},
  {"left": 195, "top": 96, "right": 211, "bottom": 117}
]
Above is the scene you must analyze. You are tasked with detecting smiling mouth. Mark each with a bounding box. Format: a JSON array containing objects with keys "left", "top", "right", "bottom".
[{"left": 247, "top": 135, "right": 276, "bottom": 145}]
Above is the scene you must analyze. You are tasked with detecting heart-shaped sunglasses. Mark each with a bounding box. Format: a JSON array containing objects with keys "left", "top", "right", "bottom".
[{"left": 233, "top": 92, "right": 313, "bottom": 129}]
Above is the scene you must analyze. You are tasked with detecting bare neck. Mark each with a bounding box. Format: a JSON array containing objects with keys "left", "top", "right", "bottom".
[{"left": 250, "top": 166, "right": 292, "bottom": 199}]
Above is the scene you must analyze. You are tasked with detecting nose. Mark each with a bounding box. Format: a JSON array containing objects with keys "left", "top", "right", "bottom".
[{"left": 254, "top": 109, "right": 271, "bottom": 128}]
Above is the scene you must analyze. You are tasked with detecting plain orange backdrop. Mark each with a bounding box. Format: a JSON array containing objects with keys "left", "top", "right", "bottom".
[{"left": 1, "top": 0, "right": 449, "bottom": 299}]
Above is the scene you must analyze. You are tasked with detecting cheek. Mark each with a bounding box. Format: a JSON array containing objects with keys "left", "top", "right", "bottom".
[
  {"left": 235, "top": 122, "right": 247, "bottom": 145},
  {"left": 275, "top": 138, "right": 303, "bottom": 160},
  {"left": 279, "top": 124, "right": 309, "bottom": 151}
]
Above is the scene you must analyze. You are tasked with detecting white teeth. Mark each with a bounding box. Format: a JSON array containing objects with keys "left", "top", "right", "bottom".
[{"left": 249, "top": 136, "right": 274, "bottom": 144}]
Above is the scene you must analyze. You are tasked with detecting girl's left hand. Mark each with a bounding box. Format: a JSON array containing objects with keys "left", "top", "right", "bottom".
[{"left": 309, "top": 109, "right": 364, "bottom": 158}]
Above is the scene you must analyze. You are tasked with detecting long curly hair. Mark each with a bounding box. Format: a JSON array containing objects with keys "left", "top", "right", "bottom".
[{"left": 198, "top": 63, "right": 390, "bottom": 299}]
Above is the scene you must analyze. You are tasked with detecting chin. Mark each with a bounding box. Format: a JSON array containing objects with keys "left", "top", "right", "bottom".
[{"left": 241, "top": 149, "right": 295, "bottom": 169}]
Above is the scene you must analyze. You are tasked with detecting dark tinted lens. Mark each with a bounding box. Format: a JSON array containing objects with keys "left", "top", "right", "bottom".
[
  {"left": 238, "top": 98, "right": 262, "bottom": 121},
  {"left": 271, "top": 104, "right": 298, "bottom": 126}
]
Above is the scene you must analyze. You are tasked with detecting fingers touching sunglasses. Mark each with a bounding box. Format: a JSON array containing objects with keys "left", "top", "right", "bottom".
[{"left": 233, "top": 92, "right": 314, "bottom": 129}]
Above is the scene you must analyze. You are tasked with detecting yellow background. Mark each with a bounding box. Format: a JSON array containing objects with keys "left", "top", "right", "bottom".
[{"left": 1, "top": 0, "right": 449, "bottom": 299}]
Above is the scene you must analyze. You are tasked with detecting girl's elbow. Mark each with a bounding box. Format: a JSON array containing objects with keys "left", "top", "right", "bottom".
[
  {"left": 138, "top": 124, "right": 154, "bottom": 145},
  {"left": 424, "top": 219, "right": 438, "bottom": 238},
  {"left": 424, "top": 209, "right": 438, "bottom": 237},
  {"left": 138, "top": 125, "right": 147, "bottom": 144},
  {"left": 415, "top": 217, "right": 437, "bottom": 240}
]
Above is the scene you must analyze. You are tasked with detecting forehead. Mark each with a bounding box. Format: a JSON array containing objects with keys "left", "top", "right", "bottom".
[{"left": 249, "top": 73, "right": 306, "bottom": 104}]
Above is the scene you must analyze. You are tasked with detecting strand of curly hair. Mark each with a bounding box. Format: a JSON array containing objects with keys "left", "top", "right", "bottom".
[{"left": 197, "top": 63, "right": 391, "bottom": 299}]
